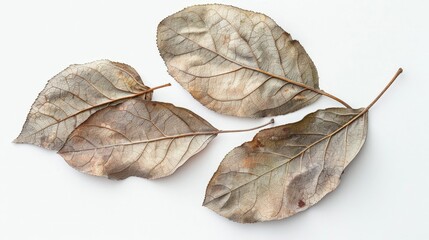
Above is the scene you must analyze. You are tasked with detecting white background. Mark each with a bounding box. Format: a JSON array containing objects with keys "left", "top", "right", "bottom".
[{"left": 1, "top": 0, "right": 428, "bottom": 239}]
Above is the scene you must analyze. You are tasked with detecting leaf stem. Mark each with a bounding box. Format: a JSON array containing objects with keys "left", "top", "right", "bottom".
[
  {"left": 218, "top": 119, "right": 274, "bottom": 134},
  {"left": 365, "top": 68, "right": 403, "bottom": 111},
  {"left": 326, "top": 68, "right": 403, "bottom": 138},
  {"left": 316, "top": 68, "right": 403, "bottom": 142}
]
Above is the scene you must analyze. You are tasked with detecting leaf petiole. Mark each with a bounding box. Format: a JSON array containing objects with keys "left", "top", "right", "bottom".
[
  {"left": 218, "top": 119, "right": 275, "bottom": 134},
  {"left": 365, "top": 68, "right": 403, "bottom": 111},
  {"left": 323, "top": 68, "right": 403, "bottom": 139}
]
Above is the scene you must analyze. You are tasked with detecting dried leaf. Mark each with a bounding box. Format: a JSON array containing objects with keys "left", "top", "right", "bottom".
[
  {"left": 204, "top": 107, "right": 368, "bottom": 222},
  {"left": 15, "top": 60, "right": 152, "bottom": 150},
  {"left": 58, "top": 98, "right": 219, "bottom": 180},
  {"left": 157, "top": 4, "right": 335, "bottom": 117}
]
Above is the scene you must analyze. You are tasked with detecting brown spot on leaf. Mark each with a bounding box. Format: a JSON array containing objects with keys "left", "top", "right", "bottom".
[
  {"left": 255, "top": 139, "right": 264, "bottom": 147},
  {"left": 248, "top": 138, "right": 264, "bottom": 149},
  {"left": 242, "top": 157, "right": 256, "bottom": 169},
  {"left": 298, "top": 200, "right": 306, "bottom": 208},
  {"left": 294, "top": 94, "right": 306, "bottom": 101},
  {"left": 222, "top": 35, "right": 230, "bottom": 45}
]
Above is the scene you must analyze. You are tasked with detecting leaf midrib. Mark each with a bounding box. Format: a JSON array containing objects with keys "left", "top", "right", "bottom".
[{"left": 60, "top": 131, "right": 218, "bottom": 153}]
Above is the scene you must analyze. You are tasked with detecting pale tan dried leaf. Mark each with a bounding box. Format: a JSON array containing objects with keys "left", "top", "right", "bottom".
[
  {"left": 14, "top": 60, "right": 152, "bottom": 150},
  {"left": 204, "top": 108, "right": 368, "bottom": 223},
  {"left": 157, "top": 4, "right": 322, "bottom": 117},
  {"left": 58, "top": 99, "right": 218, "bottom": 180}
]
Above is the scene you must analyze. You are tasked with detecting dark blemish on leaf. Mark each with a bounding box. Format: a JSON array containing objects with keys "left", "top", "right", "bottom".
[
  {"left": 102, "top": 154, "right": 110, "bottom": 161},
  {"left": 246, "top": 138, "right": 264, "bottom": 149},
  {"left": 255, "top": 139, "right": 264, "bottom": 147},
  {"left": 243, "top": 157, "right": 256, "bottom": 169},
  {"left": 298, "top": 200, "right": 306, "bottom": 208}
]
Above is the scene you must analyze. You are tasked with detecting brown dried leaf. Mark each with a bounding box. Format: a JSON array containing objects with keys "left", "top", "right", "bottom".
[
  {"left": 157, "top": 4, "right": 323, "bottom": 117},
  {"left": 204, "top": 107, "right": 368, "bottom": 223},
  {"left": 14, "top": 60, "right": 152, "bottom": 150},
  {"left": 58, "top": 98, "right": 219, "bottom": 180}
]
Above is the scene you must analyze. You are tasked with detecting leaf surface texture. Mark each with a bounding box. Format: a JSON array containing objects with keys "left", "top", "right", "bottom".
[
  {"left": 59, "top": 99, "right": 218, "bottom": 179},
  {"left": 157, "top": 4, "right": 320, "bottom": 117},
  {"left": 204, "top": 108, "right": 368, "bottom": 222}
]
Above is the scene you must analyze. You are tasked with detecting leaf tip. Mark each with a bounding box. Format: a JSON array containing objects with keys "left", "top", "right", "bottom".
[{"left": 12, "top": 135, "right": 24, "bottom": 144}]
